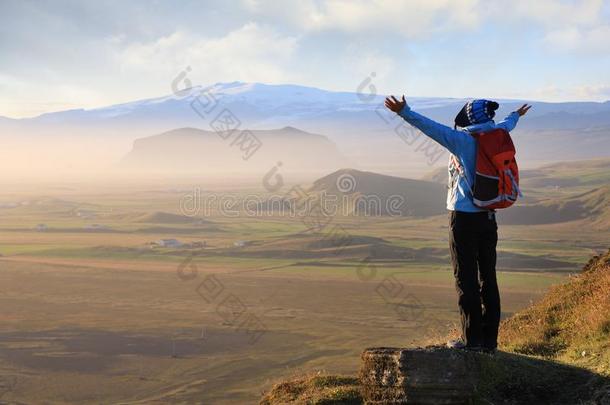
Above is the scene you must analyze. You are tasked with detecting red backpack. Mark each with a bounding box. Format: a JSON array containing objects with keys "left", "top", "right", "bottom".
[{"left": 470, "top": 128, "right": 521, "bottom": 209}]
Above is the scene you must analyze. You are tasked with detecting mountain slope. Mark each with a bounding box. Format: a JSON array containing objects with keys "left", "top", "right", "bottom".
[
  {"left": 500, "top": 249, "right": 610, "bottom": 375},
  {"left": 307, "top": 168, "right": 446, "bottom": 217},
  {"left": 497, "top": 185, "right": 610, "bottom": 228},
  {"left": 520, "top": 158, "right": 610, "bottom": 188}
]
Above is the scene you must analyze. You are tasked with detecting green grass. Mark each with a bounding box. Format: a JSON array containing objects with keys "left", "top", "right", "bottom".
[
  {"left": 0, "top": 243, "right": 71, "bottom": 255},
  {"left": 260, "top": 374, "right": 362, "bottom": 405},
  {"left": 500, "top": 249, "right": 610, "bottom": 376}
]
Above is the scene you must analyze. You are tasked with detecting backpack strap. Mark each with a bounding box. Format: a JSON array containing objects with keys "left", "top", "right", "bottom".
[
  {"left": 452, "top": 133, "right": 496, "bottom": 213},
  {"left": 450, "top": 153, "right": 475, "bottom": 197}
]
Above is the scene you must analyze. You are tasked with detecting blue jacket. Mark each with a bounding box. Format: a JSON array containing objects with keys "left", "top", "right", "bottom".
[{"left": 398, "top": 105, "right": 520, "bottom": 212}]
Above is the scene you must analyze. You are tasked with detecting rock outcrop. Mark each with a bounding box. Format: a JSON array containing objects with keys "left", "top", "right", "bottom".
[
  {"left": 359, "top": 345, "right": 608, "bottom": 404},
  {"left": 360, "top": 347, "right": 478, "bottom": 404}
]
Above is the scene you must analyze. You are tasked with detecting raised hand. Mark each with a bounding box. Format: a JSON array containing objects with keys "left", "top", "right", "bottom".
[
  {"left": 516, "top": 104, "right": 532, "bottom": 117},
  {"left": 385, "top": 95, "right": 407, "bottom": 113}
]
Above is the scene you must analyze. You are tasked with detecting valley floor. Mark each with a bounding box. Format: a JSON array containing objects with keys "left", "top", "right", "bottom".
[{"left": 0, "top": 183, "right": 605, "bottom": 403}]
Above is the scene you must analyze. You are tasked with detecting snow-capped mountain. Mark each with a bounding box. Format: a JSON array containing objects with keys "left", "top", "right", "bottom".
[
  {"left": 4, "top": 81, "right": 610, "bottom": 136},
  {"left": 19, "top": 81, "right": 460, "bottom": 123}
]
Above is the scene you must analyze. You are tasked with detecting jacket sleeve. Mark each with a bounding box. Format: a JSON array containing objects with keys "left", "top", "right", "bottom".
[
  {"left": 397, "top": 105, "right": 473, "bottom": 156},
  {"left": 494, "top": 111, "right": 520, "bottom": 132}
]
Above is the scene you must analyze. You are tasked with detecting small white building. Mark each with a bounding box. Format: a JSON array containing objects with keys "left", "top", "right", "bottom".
[
  {"left": 155, "top": 239, "right": 183, "bottom": 248},
  {"left": 234, "top": 240, "right": 249, "bottom": 248},
  {"left": 35, "top": 224, "right": 48, "bottom": 232},
  {"left": 76, "top": 209, "right": 96, "bottom": 219}
]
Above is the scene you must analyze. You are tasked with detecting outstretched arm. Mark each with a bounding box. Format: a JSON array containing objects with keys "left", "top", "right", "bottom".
[
  {"left": 385, "top": 95, "right": 471, "bottom": 156},
  {"left": 495, "top": 104, "right": 532, "bottom": 132}
]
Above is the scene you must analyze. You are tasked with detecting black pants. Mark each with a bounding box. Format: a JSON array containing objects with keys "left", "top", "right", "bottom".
[{"left": 449, "top": 210, "right": 500, "bottom": 349}]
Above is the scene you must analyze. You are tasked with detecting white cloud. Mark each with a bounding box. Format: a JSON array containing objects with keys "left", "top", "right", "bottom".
[
  {"left": 243, "top": 0, "right": 481, "bottom": 38},
  {"left": 0, "top": 71, "right": 108, "bottom": 117},
  {"left": 1, "top": 22, "right": 301, "bottom": 117},
  {"left": 339, "top": 44, "right": 399, "bottom": 93},
  {"left": 573, "top": 84, "right": 610, "bottom": 100},
  {"left": 522, "top": 84, "right": 610, "bottom": 102},
  {"left": 509, "top": 0, "right": 604, "bottom": 27},
  {"left": 544, "top": 24, "right": 610, "bottom": 52},
  {"left": 494, "top": 0, "right": 609, "bottom": 53},
  {"left": 3, "top": 0, "right": 610, "bottom": 118},
  {"left": 241, "top": 0, "right": 609, "bottom": 54},
  {"left": 115, "top": 23, "right": 299, "bottom": 84}
]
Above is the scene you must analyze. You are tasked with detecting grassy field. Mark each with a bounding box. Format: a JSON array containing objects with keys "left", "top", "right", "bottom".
[{"left": 0, "top": 181, "right": 606, "bottom": 404}]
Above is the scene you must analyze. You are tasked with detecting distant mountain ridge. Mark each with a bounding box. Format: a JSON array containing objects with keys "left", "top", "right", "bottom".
[
  {"left": 121, "top": 126, "right": 348, "bottom": 174},
  {"left": 4, "top": 81, "right": 610, "bottom": 133},
  {"left": 2, "top": 81, "right": 610, "bottom": 176}
]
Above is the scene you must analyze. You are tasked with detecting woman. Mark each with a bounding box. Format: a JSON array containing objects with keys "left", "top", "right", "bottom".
[{"left": 385, "top": 95, "right": 531, "bottom": 352}]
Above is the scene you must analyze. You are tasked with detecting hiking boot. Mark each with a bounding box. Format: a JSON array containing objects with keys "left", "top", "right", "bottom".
[
  {"left": 446, "top": 339, "right": 483, "bottom": 351},
  {"left": 446, "top": 339, "right": 467, "bottom": 349}
]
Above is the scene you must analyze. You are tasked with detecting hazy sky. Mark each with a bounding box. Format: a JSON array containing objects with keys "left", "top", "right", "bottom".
[{"left": 1, "top": 0, "right": 609, "bottom": 117}]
